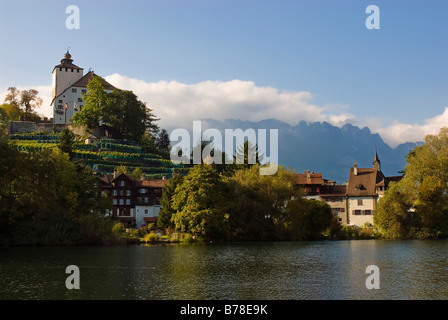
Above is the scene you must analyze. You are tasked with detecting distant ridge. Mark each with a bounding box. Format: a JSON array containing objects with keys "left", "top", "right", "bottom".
[{"left": 168, "top": 119, "right": 423, "bottom": 183}]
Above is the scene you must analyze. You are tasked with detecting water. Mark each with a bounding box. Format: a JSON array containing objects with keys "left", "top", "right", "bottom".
[{"left": 1, "top": 240, "right": 448, "bottom": 300}]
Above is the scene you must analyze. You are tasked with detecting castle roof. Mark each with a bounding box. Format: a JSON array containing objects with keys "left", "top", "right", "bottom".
[
  {"left": 71, "top": 71, "right": 116, "bottom": 90},
  {"left": 53, "top": 50, "right": 83, "bottom": 71}
]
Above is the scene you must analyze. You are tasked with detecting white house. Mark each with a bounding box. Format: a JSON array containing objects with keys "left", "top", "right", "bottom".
[{"left": 346, "top": 150, "right": 403, "bottom": 227}]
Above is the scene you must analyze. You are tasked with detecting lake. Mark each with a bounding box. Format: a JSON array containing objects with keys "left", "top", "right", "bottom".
[{"left": 1, "top": 240, "right": 448, "bottom": 300}]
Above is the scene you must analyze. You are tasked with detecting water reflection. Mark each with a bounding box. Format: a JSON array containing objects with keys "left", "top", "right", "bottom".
[{"left": 2, "top": 240, "right": 448, "bottom": 300}]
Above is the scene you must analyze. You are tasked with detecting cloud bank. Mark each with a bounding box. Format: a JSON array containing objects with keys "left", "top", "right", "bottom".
[{"left": 2, "top": 74, "right": 446, "bottom": 148}]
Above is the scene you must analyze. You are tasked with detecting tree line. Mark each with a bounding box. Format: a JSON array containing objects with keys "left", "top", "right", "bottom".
[
  {"left": 374, "top": 127, "right": 448, "bottom": 239},
  {"left": 157, "top": 145, "right": 337, "bottom": 241}
]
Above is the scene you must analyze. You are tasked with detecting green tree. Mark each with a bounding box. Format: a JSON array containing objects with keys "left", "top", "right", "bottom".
[
  {"left": 282, "top": 198, "right": 333, "bottom": 240},
  {"left": 58, "top": 127, "right": 76, "bottom": 159},
  {"left": 72, "top": 75, "right": 110, "bottom": 129},
  {"left": 155, "top": 128, "right": 171, "bottom": 158},
  {"left": 171, "top": 164, "right": 231, "bottom": 240},
  {"left": 376, "top": 127, "right": 448, "bottom": 239},
  {"left": 4, "top": 87, "right": 42, "bottom": 121},
  {"left": 102, "top": 89, "right": 159, "bottom": 142},
  {"left": 158, "top": 173, "right": 183, "bottom": 229},
  {"left": 231, "top": 165, "right": 301, "bottom": 240},
  {"left": 374, "top": 182, "right": 410, "bottom": 239},
  {"left": 115, "top": 165, "right": 128, "bottom": 176},
  {"left": 131, "top": 167, "right": 143, "bottom": 179}
]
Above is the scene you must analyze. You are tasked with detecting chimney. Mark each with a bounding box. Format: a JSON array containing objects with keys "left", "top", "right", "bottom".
[
  {"left": 306, "top": 170, "right": 311, "bottom": 179},
  {"left": 353, "top": 163, "right": 358, "bottom": 176}
]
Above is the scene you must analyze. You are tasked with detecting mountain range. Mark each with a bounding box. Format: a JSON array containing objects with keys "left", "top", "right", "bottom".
[{"left": 168, "top": 119, "right": 422, "bottom": 184}]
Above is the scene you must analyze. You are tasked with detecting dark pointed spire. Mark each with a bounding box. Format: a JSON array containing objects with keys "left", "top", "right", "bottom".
[{"left": 373, "top": 145, "right": 381, "bottom": 171}]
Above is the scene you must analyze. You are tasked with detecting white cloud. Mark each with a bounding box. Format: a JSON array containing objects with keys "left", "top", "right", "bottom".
[
  {"left": 374, "top": 107, "right": 448, "bottom": 148},
  {"left": 104, "top": 73, "right": 345, "bottom": 129},
  {"left": 2, "top": 74, "right": 447, "bottom": 149}
]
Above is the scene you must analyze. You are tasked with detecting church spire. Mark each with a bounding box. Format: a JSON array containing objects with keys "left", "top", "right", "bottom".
[{"left": 373, "top": 145, "right": 381, "bottom": 171}]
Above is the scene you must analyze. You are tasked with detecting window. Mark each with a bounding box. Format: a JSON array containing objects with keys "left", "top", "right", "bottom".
[
  {"left": 113, "top": 199, "right": 117, "bottom": 205},
  {"left": 113, "top": 190, "right": 117, "bottom": 196},
  {"left": 126, "top": 199, "right": 130, "bottom": 205},
  {"left": 72, "top": 88, "right": 77, "bottom": 93},
  {"left": 77, "top": 69, "right": 80, "bottom": 73},
  {"left": 119, "top": 199, "right": 124, "bottom": 205},
  {"left": 58, "top": 100, "right": 63, "bottom": 103},
  {"left": 357, "top": 199, "right": 363, "bottom": 206},
  {"left": 144, "top": 209, "right": 149, "bottom": 215},
  {"left": 140, "top": 188, "right": 146, "bottom": 194},
  {"left": 144, "top": 197, "right": 149, "bottom": 203},
  {"left": 339, "top": 198, "right": 343, "bottom": 202},
  {"left": 364, "top": 210, "right": 372, "bottom": 215},
  {"left": 354, "top": 210, "right": 362, "bottom": 215},
  {"left": 82, "top": 89, "right": 87, "bottom": 94},
  {"left": 126, "top": 190, "right": 131, "bottom": 196},
  {"left": 120, "top": 181, "right": 125, "bottom": 187},
  {"left": 71, "top": 69, "right": 73, "bottom": 72},
  {"left": 77, "top": 98, "right": 82, "bottom": 102},
  {"left": 341, "top": 208, "right": 345, "bottom": 212}
]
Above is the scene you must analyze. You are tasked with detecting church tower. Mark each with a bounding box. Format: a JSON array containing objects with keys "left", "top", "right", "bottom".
[{"left": 372, "top": 146, "right": 381, "bottom": 172}]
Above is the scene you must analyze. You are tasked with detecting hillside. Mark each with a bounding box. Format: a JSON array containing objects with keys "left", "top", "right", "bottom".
[{"left": 8, "top": 132, "right": 187, "bottom": 179}]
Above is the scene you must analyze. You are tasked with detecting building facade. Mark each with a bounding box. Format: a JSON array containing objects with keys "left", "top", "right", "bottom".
[
  {"left": 346, "top": 150, "right": 403, "bottom": 227},
  {"left": 98, "top": 173, "right": 169, "bottom": 228}
]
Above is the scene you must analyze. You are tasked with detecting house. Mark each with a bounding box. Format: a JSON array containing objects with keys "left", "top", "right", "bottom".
[
  {"left": 295, "top": 170, "right": 336, "bottom": 199},
  {"left": 319, "top": 185, "right": 348, "bottom": 225},
  {"left": 98, "top": 173, "right": 169, "bottom": 228},
  {"left": 85, "top": 135, "right": 99, "bottom": 147},
  {"left": 51, "top": 50, "right": 116, "bottom": 124},
  {"left": 296, "top": 171, "right": 325, "bottom": 200},
  {"left": 134, "top": 179, "right": 168, "bottom": 228},
  {"left": 346, "top": 149, "right": 403, "bottom": 227}
]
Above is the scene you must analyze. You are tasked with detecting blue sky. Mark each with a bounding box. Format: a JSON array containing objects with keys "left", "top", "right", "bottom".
[{"left": 1, "top": 0, "right": 447, "bottom": 147}]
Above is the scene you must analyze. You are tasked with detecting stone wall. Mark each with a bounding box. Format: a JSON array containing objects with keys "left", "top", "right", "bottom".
[{"left": 7, "top": 121, "right": 86, "bottom": 136}]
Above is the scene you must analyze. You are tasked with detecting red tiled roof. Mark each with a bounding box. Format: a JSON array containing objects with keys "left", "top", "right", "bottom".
[
  {"left": 347, "top": 167, "right": 384, "bottom": 196},
  {"left": 296, "top": 172, "right": 324, "bottom": 185},
  {"left": 320, "top": 185, "right": 347, "bottom": 197}
]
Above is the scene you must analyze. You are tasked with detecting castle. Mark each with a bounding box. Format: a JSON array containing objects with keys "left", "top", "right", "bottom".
[{"left": 51, "top": 50, "right": 116, "bottom": 124}]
